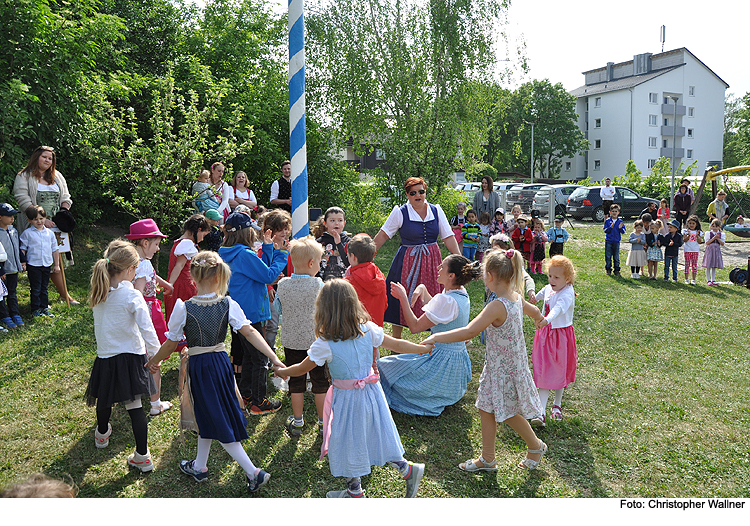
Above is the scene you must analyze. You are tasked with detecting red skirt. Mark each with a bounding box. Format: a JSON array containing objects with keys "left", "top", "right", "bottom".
[
  {"left": 399, "top": 243, "right": 442, "bottom": 325},
  {"left": 145, "top": 297, "right": 168, "bottom": 345},
  {"left": 531, "top": 324, "right": 577, "bottom": 389}
]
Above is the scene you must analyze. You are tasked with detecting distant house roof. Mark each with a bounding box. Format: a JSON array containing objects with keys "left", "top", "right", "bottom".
[{"left": 570, "top": 66, "right": 681, "bottom": 97}]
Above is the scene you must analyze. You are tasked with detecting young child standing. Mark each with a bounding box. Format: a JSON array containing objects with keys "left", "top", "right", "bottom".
[
  {"left": 201, "top": 209, "right": 223, "bottom": 252},
  {"left": 546, "top": 215, "right": 569, "bottom": 257},
  {"left": 0, "top": 203, "right": 24, "bottom": 329},
  {"left": 164, "top": 214, "right": 210, "bottom": 323},
  {"left": 659, "top": 219, "right": 683, "bottom": 282},
  {"left": 219, "top": 211, "right": 288, "bottom": 415},
  {"left": 274, "top": 279, "right": 428, "bottom": 498},
  {"left": 126, "top": 219, "right": 174, "bottom": 417},
  {"left": 511, "top": 215, "right": 532, "bottom": 264},
  {"left": 645, "top": 220, "right": 663, "bottom": 280},
  {"left": 192, "top": 170, "right": 220, "bottom": 212},
  {"left": 421, "top": 249, "right": 547, "bottom": 472},
  {"left": 626, "top": 220, "right": 647, "bottom": 279},
  {"left": 657, "top": 199, "right": 670, "bottom": 235},
  {"left": 702, "top": 219, "right": 725, "bottom": 285},
  {"left": 19, "top": 205, "right": 59, "bottom": 317},
  {"left": 603, "top": 204, "right": 626, "bottom": 277},
  {"left": 529, "top": 256, "right": 577, "bottom": 426},
  {"left": 682, "top": 215, "right": 703, "bottom": 285},
  {"left": 85, "top": 240, "right": 160, "bottom": 472},
  {"left": 316, "top": 206, "right": 350, "bottom": 281},
  {"left": 461, "top": 209, "right": 480, "bottom": 260},
  {"left": 477, "top": 212, "right": 491, "bottom": 262},
  {"left": 529, "top": 218, "right": 548, "bottom": 273},
  {"left": 507, "top": 205, "right": 522, "bottom": 234},
  {"left": 146, "top": 251, "right": 283, "bottom": 494},
  {"left": 489, "top": 207, "right": 506, "bottom": 236},
  {"left": 273, "top": 237, "right": 327, "bottom": 437},
  {"left": 450, "top": 202, "right": 467, "bottom": 253},
  {"left": 344, "top": 233, "right": 387, "bottom": 326}
]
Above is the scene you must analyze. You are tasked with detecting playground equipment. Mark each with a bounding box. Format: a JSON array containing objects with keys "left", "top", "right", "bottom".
[{"left": 693, "top": 165, "right": 749, "bottom": 237}]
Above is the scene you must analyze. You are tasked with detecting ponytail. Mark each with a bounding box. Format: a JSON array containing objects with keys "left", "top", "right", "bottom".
[{"left": 89, "top": 239, "right": 140, "bottom": 307}]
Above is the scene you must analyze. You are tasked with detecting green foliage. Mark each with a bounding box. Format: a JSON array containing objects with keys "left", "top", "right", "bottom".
[
  {"left": 465, "top": 162, "right": 497, "bottom": 183},
  {"left": 428, "top": 185, "right": 466, "bottom": 220},
  {"left": 339, "top": 182, "right": 388, "bottom": 233}
]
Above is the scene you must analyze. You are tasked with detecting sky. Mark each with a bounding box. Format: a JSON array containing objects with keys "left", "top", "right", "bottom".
[{"left": 503, "top": 0, "right": 746, "bottom": 97}]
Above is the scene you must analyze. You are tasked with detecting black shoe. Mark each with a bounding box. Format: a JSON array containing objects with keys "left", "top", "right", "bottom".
[
  {"left": 249, "top": 398, "right": 282, "bottom": 415},
  {"left": 613, "top": 271, "right": 621, "bottom": 277},
  {"left": 606, "top": 270, "right": 612, "bottom": 275}
]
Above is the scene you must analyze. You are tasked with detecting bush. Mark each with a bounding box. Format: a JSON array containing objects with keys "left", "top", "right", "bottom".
[
  {"left": 340, "top": 181, "right": 388, "bottom": 232},
  {"left": 466, "top": 162, "right": 497, "bottom": 183}
]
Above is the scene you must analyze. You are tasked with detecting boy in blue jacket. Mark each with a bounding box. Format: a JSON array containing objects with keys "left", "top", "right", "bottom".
[
  {"left": 603, "top": 204, "right": 626, "bottom": 276},
  {"left": 219, "top": 211, "right": 289, "bottom": 415}
]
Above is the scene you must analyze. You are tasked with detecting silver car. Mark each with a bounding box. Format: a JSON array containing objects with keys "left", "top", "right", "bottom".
[{"left": 532, "top": 184, "right": 582, "bottom": 217}]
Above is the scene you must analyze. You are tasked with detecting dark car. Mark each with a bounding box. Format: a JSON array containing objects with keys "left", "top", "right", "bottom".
[
  {"left": 566, "top": 186, "right": 659, "bottom": 222},
  {"left": 506, "top": 183, "right": 550, "bottom": 213}
]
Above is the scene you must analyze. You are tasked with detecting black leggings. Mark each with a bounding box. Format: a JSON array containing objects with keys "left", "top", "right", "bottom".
[
  {"left": 97, "top": 404, "right": 148, "bottom": 455},
  {"left": 631, "top": 266, "right": 641, "bottom": 273}
]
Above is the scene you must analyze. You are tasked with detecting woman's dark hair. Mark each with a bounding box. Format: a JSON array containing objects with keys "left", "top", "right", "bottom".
[
  {"left": 182, "top": 213, "right": 210, "bottom": 243},
  {"left": 21, "top": 146, "right": 57, "bottom": 184},
  {"left": 481, "top": 174, "right": 494, "bottom": 191},
  {"left": 444, "top": 254, "right": 482, "bottom": 286}
]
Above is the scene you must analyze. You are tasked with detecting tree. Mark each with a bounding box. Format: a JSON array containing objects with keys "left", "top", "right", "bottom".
[{"left": 307, "top": 0, "right": 509, "bottom": 204}]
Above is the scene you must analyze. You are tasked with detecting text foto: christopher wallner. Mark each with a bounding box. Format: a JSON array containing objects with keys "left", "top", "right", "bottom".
[{"left": 620, "top": 499, "right": 745, "bottom": 509}]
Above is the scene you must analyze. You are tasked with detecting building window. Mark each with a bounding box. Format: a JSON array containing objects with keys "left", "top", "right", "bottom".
[
  {"left": 375, "top": 148, "right": 386, "bottom": 160},
  {"left": 663, "top": 139, "right": 668, "bottom": 148},
  {"left": 648, "top": 159, "right": 657, "bottom": 169},
  {"left": 649, "top": 93, "right": 658, "bottom": 104},
  {"left": 687, "top": 149, "right": 693, "bottom": 159},
  {"left": 688, "top": 107, "right": 695, "bottom": 117},
  {"left": 565, "top": 162, "right": 571, "bottom": 171},
  {"left": 648, "top": 137, "right": 657, "bottom": 148},
  {"left": 595, "top": 118, "right": 601, "bottom": 128},
  {"left": 595, "top": 139, "right": 601, "bottom": 149},
  {"left": 689, "top": 86, "right": 695, "bottom": 96},
  {"left": 687, "top": 129, "right": 694, "bottom": 138},
  {"left": 664, "top": 118, "right": 670, "bottom": 126},
  {"left": 649, "top": 115, "right": 658, "bottom": 126},
  {"left": 594, "top": 160, "right": 601, "bottom": 170},
  {"left": 595, "top": 97, "right": 601, "bottom": 107}
]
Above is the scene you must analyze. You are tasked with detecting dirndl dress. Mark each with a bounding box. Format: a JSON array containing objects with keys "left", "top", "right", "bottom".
[
  {"left": 383, "top": 204, "right": 442, "bottom": 327},
  {"left": 531, "top": 303, "right": 577, "bottom": 390},
  {"left": 702, "top": 231, "right": 724, "bottom": 269},
  {"left": 164, "top": 239, "right": 197, "bottom": 324}
]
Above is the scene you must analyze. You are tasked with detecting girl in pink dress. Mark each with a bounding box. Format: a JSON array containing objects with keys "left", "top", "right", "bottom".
[
  {"left": 422, "top": 249, "right": 547, "bottom": 472},
  {"left": 530, "top": 256, "right": 577, "bottom": 426}
]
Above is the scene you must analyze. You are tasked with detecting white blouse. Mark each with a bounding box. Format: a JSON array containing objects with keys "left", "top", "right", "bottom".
[
  {"left": 380, "top": 202, "right": 453, "bottom": 240},
  {"left": 422, "top": 290, "right": 462, "bottom": 325},
  {"left": 174, "top": 238, "right": 198, "bottom": 259},
  {"left": 166, "top": 294, "right": 250, "bottom": 342},
  {"left": 534, "top": 284, "right": 575, "bottom": 329},
  {"left": 307, "top": 322, "right": 384, "bottom": 366}
]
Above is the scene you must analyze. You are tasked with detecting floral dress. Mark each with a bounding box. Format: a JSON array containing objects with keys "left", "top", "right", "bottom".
[{"left": 476, "top": 295, "right": 543, "bottom": 422}]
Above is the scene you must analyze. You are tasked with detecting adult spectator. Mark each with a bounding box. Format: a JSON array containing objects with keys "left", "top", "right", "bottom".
[
  {"left": 270, "top": 160, "right": 292, "bottom": 213},
  {"left": 707, "top": 190, "right": 730, "bottom": 226},
  {"left": 472, "top": 174, "right": 500, "bottom": 218},
  {"left": 673, "top": 184, "right": 692, "bottom": 227},
  {"left": 373, "top": 177, "right": 460, "bottom": 339},
  {"left": 208, "top": 162, "right": 232, "bottom": 221},
  {"left": 640, "top": 202, "right": 658, "bottom": 220},
  {"left": 13, "top": 146, "right": 77, "bottom": 305},
  {"left": 677, "top": 177, "right": 695, "bottom": 205},
  {"left": 600, "top": 178, "right": 616, "bottom": 218},
  {"left": 228, "top": 171, "right": 257, "bottom": 212}
]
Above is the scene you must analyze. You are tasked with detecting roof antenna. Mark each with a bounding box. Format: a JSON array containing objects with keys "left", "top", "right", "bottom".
[{"left": 660, "top": 25, "right": 666, "bottom": 52}]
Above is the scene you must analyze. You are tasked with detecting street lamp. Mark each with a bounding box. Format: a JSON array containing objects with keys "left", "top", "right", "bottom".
[
  {"left": 669, "top": 95, "right": 679, "bottom": 212},
  {"left": 526, "top": 121, "right": 535, "bottom": 183}
]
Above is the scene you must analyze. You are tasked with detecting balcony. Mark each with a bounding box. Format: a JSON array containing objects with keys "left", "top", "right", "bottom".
[
  {"left": 661, "top": 104, "right": 686, "bottom": 116},
  {"left": 661, "top": 125, "right": 685, "bottom": 137},
  {"left": 660, "top": 147, "right": 685, "bottom": 158}
]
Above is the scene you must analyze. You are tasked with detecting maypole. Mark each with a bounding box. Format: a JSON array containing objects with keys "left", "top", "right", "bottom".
[{"left": 288, "top": 0, "right": 309, "bottom": 239}]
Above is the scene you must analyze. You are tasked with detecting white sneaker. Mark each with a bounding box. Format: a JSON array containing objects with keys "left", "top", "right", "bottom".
[
  {"left": 94, "top": 423, "right": 112, "bottom": 449},
  {"left": 127, "top": 449, "right": 154, "bottom": 472},
  {"left": 685, "top": 279, "right": 690, "bottom": 284},
  {"left": 690, "top": 279, "right": 696, "bottom": 285},
  {"left": 634, "top": 273, "right": 640, "bottom": 279}
]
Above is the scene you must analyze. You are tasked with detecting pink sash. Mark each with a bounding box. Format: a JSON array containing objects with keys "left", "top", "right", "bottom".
[
  {"left": 319, "top": 372, "right": 380, "bottom": 460},
  {"left": 144, "top": 296, "right": 168, "bottom": 345}
]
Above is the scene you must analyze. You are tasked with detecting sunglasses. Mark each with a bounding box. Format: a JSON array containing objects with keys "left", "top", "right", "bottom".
[
  {"left": 35, "top": 146, "right": 55, "bottom": 153},
  {"left": 408, "top": 189, "right": 426, "bottom": 196}
]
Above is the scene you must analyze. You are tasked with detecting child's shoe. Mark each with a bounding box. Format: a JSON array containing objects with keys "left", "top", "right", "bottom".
[
  {"left": 94, "top": 423, "right": 112, "bottom": 449},
  {"left": 530, "top": 414, "right": 546, "bottom": 427},
  {"left": 404, "top": 461, "right": 425, "bottom": 498},
  {"left": 285, "top": 415, "right": 303, "bottom": 437},
  {"left": 327, "top": 489, "right": 365, "bottom": 498},
  {"left": 179, "top": 460, "right": 208, "bottom": 482},
  {"left": 127, "top": 449, "right": 154, "bottom": 472},
  {"left": 0, "top": 325, "right": 8, "bottom": 334},
  {"left": 32, "top": 309, "right": 44, "bottom": 317},
  {"left": 690, "top": 279, "right": 696, "bottom": 285},
  {"left": 685, "top": 279, "right": 690, "bottom": 284},
  {"left": 249, "top": 398, "right": 281, "bottom": 415},
  {"left": 2, "top": 317, "right": 17, "bottom": 329},
  {"left": 551, "top": 405, "right": 563, "bottom": 421},
  {"left": 42, "top": 308, "right": 55, "bottom": 317},
  {"left": 246, "top": 469, "right": 270, "bottom": 494},
  {"left": 11, "top": 315, "right": 24, "bottom": 327}
]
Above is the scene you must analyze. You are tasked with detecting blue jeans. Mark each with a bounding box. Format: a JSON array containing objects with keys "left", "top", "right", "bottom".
[
  {"left": 27, "top": 265, "right": 51, "bottom": 311},
  {"left": 463, "top": 246, "right": 477, "bottom": 261},
  {"left": 664, "top": 255, "right": 679, "bottom": 279},
  {"left": 604, "top": 241, "right": 620, "bottom": 272}
]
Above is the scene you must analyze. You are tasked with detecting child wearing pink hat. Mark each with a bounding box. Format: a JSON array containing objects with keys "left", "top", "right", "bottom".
[{"left": 126, "top": 219, "right": 174, "bottom": 416}]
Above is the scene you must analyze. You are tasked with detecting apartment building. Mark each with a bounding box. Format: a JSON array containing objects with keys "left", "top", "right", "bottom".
[{"left": 561, "top": 48, "right": 728, "bottom": 181}]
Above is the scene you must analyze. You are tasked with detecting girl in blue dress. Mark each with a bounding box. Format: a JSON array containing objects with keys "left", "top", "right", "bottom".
[
  {"left": 274, "top": 279, "right": 430, "bottom": 498},
  {"left": 378, "top": 255, "right": 481, "bottom": 416},
  {"left": 146, "top": 251, "right": 284, "bottom": 495}
]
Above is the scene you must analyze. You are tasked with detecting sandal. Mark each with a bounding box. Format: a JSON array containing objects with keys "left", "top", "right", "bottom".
[
  {"left": 150, "top": 400, "right": 173, "bottom": 416},
  {"left": 518, "top": 441, "right": 547, "bottom": 470},
  {"left": 551, "top": 405, "right": 562, "bottom": 421},
  {"left": 459, "top": 455, "right": 497, "bottom": 472}
]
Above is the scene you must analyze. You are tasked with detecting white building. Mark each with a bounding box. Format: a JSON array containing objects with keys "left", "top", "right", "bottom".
[{"left": 561, "top": 48, "right": 728, "bottom": 182}]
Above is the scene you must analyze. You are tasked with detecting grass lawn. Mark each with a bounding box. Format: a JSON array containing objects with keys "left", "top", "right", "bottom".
[{"left": 1, "top": 223, "right": 749, "bottom": 498}]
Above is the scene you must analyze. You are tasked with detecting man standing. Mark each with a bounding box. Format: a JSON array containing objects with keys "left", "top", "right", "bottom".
[
  {"left": 270, "top": 160, "right": 292, "bottom": 213},
  {"left": 600, "top": 178, "right": 616, "bottom": 219}
]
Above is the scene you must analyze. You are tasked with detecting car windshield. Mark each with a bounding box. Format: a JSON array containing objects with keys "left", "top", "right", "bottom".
[{"left": 569, "top": 188, "right": 588, "bottom": 199}]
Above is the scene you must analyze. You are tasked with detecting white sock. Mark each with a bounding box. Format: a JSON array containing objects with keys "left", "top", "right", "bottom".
[
  {"left": 220, "top": 441, "right": 258, "bottom": 478},
  {"left": 553, "top": 389, "right": 564, "bottom": 407},
  {"left": 194, "top": 436, "right": 212, "bottom": 471},
  {"left": 538, "top": 389, "right": 550, "bottom": 410}
]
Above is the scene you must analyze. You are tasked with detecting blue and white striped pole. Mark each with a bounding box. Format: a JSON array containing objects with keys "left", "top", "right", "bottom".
[{"left": 289, "top": 0, "right": 308, "bottom": 239}]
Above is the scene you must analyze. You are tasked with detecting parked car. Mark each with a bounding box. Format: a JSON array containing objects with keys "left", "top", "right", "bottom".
[
  {"left": 506, "top": 183, "right": 550, "bottom": 213},
  {"left": 566, "top": 186, "right": 659, "bottom": 222},
  {"left": 532, "top": 184, "right": 582, "bottom": 217},
  {"left": 455, "top": 181, "right": 523, "bottom": 202}
]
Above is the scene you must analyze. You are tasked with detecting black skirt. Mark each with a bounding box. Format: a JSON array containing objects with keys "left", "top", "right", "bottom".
[{"left": 85, "top": 353, "right": 150, "bottom": 408}]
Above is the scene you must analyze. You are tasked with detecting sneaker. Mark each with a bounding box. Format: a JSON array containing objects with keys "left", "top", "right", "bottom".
[
  {"left": 673, "top": 278, "right": 679, "bottom": 282},
  {"left": 32, "top": 309, "right": 44, "bottom": 317},
  {"left": 404, "top": 462, "right": 425, "bottom": 498},
  {"left": 94, "top": 423, "right": 112, "bottom": 449},
  {"left": 2, "top": 317, "right": 17, "bottom": 329},
  {"left": 685, "top": 279, "right": 690, "bottom": 284},
  {"left": 690, "top": 279, "right": 696, "bottom": 285},
  {"left": 42, "top": 308, "right": 55, "bottom": 317},
  {"left": 613, "top": 271, "right": 621, "bottom": 277},
  {"left": 247, "top": 469, "right": 270, "bottom": 494},
  {"left": 606, "top": 269, "right": 612, "bottom": 276},
  {"left": 11, "top": 315, "right": 24, "bottom": 327},
  {"left": 530, "top": 414, "right": 546, "bottom": 428},
  {"left": 285, "top": 415, "right": 303, "bottom": 437},
  {"left": 633, "top": 273, "right": 640, "bottom": 279},
  {"left": 0, "top": 326, "right": 7, "bottom": 334},
  {"left": 249, "top": 398, "right": 281, "bottom": 415},
  {"left": 179, "top": 460, "right": 208, "bottom": 482},
  {"left": 663, "top": 277, "right": 669, "bottom": 281},
  {"left": 127, "top": 449, "right": 154, "bottom": 473},
  {"left": 327, "top": 489, "right": 365, "bottom": 498}
]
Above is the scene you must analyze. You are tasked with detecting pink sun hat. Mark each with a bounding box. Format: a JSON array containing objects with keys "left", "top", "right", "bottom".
[{"left": 125, "top": 218, "right": 167, "bottom": 240}]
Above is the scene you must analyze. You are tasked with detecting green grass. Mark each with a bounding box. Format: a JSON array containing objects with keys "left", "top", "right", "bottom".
[{"left": 1, "top": 225, "right": 749, "bottom": 497}]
